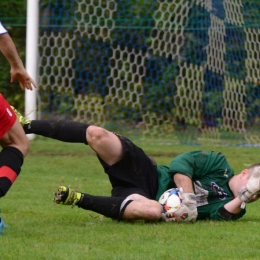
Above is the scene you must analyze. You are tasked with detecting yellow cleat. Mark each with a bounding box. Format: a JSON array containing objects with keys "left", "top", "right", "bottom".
[
  {"left": 10, "top": 106, "right": 31, "bottom": 126},
  {"left": 53, "top": 186, "right": 82, "bottom": 207}
]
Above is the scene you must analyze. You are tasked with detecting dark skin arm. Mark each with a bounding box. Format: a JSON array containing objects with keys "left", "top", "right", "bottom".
[{"left": 0, "top": 33, "right": 37, "bottom": 90}]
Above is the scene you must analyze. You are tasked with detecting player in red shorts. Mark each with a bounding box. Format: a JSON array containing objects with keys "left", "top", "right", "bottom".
[
  {"left": 0, "top": 94, "right": 28, "bottom": 197},
  {"left": 0, "top": 21, "right": 36, "bottom": 231}
]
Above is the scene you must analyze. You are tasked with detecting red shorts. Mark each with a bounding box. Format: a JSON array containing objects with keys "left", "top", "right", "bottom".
[{"left": 0, "top": 94, "right": 17, "bottom": 139}]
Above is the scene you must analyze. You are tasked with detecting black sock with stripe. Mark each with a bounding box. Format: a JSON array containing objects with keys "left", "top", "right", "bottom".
[
  {"left": 77, "top": 194, "right": 133, "bottom": 220},
  {"left": 0, "top": 147, "right": 23, "bottom": 197}
]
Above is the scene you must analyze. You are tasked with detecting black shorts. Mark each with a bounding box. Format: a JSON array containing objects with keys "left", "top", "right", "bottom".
[{"left": 97, "top": 134, "right": 158, "bottom": 199}]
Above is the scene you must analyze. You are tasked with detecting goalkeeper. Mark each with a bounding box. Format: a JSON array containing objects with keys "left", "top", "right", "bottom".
[{"left": 18, "top": 117, "right": 260, "bottom": 222}]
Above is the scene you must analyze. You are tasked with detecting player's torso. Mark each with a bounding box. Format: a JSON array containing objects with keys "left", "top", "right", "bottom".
[{"left": 193, "top": 165, "right": 235, "bottom": 219}]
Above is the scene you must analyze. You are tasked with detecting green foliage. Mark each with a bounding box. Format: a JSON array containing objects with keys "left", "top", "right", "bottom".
[{"left": 1, "top": 138, "right": 260, "bottom": 259}]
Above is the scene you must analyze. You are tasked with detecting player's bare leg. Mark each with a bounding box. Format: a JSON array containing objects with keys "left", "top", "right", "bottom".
[
  {"left": 54, "top": 186, "right": 162, "bottom": 222},
  {"left": 18, "top": 111, "right": 124, "bottom": 166},
  {"left": 0, "top": 118, "right": 26, "bottom": 197},
  {"left": 122, "top": 194, "right": 162, "bottom": 221},
  {"left": 13, "top": 110, "right": 159, "bottom": 222},
  {"left": 0, "top": 118, "right": 29, "bottom": 156},
  {"left": 86, "top": 126, "right": 124, "bottom": 165}
]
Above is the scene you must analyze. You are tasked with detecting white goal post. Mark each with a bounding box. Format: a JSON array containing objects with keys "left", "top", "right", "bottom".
[{"left": 25, "top": 0, "right": 39, "bottom": 140}]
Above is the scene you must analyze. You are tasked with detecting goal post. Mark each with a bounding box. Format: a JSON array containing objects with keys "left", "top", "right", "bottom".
[
  {"left": 33, "top": 0, "right": 260, "bottom": 145},
  {"left": 25, "top": 0, "right": 39, "bottom": 140}
]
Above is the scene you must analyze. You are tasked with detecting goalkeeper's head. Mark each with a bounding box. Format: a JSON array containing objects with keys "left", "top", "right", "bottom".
[
  {"left": 230, "top": 163, "right": 260, "bottom": 196},
  {"left": 237, "top": 163, "right": 260, "bottom": 203}
]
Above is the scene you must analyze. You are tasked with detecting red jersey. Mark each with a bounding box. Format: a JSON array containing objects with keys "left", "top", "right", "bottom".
[{"left": 0, "top": 94, "right": 17, "bottom": 139}]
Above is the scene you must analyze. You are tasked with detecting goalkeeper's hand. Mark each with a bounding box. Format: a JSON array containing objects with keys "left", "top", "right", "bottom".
[
  {"left": 161, "top": 192, "right": 198, "bottom": 223},
  {"left": 239, "top": 166, "right": 260, "bottom": 202}
]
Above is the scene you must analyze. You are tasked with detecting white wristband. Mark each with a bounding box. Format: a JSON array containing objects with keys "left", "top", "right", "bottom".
[{"left": 240, "top": 202, "right": 246, "bottom": 209}]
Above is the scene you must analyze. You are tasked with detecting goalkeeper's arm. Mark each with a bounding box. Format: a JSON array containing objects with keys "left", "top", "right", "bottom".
[
  {"left": 174, "top": 173, "right": 194, "bottom": 193},
  {"left": 161, "top": 173, "right": 198, "bottom": 222},
  {"left": 174, "top": 173, "right": 198, "bottom": 220},
  {"left": 217, "top": 196, "right": 249, "bottom": 221}
]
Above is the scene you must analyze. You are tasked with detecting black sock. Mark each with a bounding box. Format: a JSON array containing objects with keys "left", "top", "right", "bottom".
[
  {"left": 77, "top": 194, "right": 133, "bottom": 220},
  {"left": 24, "top": 120, "right": 89, "bottom": 144},
  {"left": 0, "top": 147, "right": 23, "bottom": 197}
]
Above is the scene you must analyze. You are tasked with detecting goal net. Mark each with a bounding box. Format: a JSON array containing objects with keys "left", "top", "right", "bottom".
[{"left": 38, "top": 0, "right": 260, "bottom": 145}]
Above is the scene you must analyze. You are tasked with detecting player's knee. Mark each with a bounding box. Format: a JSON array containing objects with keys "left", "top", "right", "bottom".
[
  {"left": 87, "top": 126, "right": 109, "bottom": 145},
  {"left": 147, "top": 204, "right": 163, "bottom": 220},
  {"left": 1, "top": 135, "right": 29, "bottom": 157},
  {"left": 20, "top": 138, "right": 29, "bottom": 156},
  {"left": 124, "top": 200, "right": 162, "bottom": 221},
  {"left": 15, "top": 136, "right": 29, "bottom": 156},
  {"left": 138, "top": 205, "right": 162, "bottom": 221}
]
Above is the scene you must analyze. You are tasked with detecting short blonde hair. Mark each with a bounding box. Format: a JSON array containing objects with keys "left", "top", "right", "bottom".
[{"left": 247, "top": 163, "right": 260, "bottom": 178}]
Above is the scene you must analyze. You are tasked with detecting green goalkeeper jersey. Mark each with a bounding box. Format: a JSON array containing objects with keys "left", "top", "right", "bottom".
[{"left": 155, "top": 150, "right": 246, "bottom": 221}]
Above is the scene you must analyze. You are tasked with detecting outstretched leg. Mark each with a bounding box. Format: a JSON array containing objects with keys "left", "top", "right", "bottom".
[
  {"left": 24, "top": 120, "right": 89, "bottom": 144},
  {"left": 17, "top": 114, "right": 160, "bottom": 222},
  {"left": 54, "top": 186, "right": 162, "bottom": 222},
  {"left": 24, "top": 119, "right": 124, "bottom": 166}
]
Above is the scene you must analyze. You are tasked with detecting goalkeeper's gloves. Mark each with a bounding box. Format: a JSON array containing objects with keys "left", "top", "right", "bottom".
[
  {"left": 238, "top": 166, "right": 260, "bottom": 203},
  {"left": 161, "top": 192, "right": 198, "bottom": 222}
]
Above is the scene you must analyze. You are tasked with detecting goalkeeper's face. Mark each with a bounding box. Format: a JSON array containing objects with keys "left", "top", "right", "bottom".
[
  {"left": 240, "top": 167, "right": 256, "bottom": 182},
  {"left": 237, "top": 169, "right": 250, "bottom": 188}
]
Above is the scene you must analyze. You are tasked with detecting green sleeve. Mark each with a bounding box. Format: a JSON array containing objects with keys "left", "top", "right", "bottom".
[
  {"left": 168, "top": 151, "right": 206, "bottom": 179},
  {"left": 155, "top": 165, "right": 174, "bottom": 200},
  {"left": 168, "top": 150, "right": 233, "bottom": 179}
]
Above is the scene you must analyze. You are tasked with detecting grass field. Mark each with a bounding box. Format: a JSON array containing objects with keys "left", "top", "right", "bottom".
[{"left": 1, "top": 136, "right": 260, "bottom": 259}]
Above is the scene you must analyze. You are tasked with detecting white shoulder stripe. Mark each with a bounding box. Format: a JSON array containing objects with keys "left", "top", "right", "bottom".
[{"left": 0, "top": 22, "right": 8, "bottom": 35}]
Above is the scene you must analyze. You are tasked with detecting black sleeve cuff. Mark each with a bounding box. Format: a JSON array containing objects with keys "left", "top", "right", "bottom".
[{"left": 218, "top": 206, "right": 236, "bottom": 220}]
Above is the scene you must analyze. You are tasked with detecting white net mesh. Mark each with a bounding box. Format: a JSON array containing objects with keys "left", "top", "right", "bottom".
[{"left": 38, "top": 0, "right": 260, "bottom": 145}]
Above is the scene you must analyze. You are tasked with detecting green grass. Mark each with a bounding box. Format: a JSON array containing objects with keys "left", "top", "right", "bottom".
[{"left": 1, "top": 137, "right": 260, "bottom": 259}]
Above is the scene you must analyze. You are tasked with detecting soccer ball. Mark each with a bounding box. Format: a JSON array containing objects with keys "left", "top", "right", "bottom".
[{"left": 158, "top": 188, "right": 182, "bottom": 213}]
